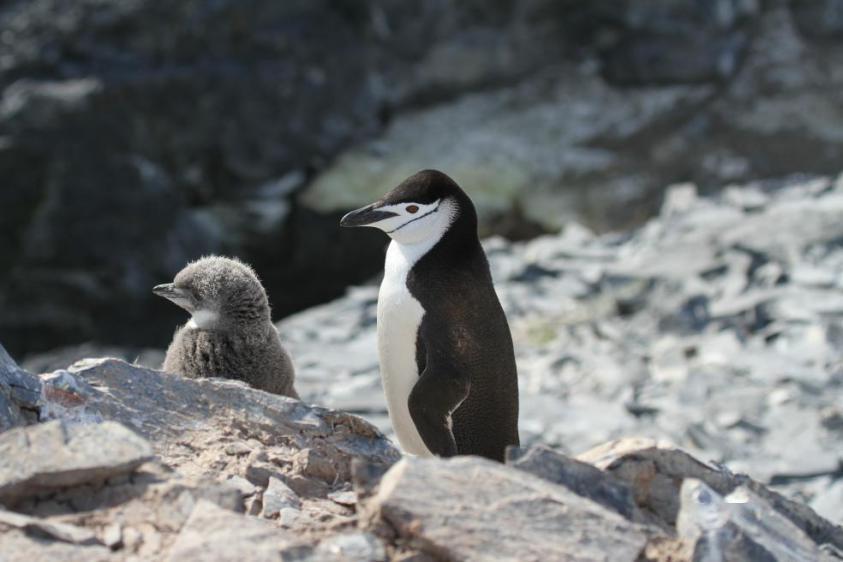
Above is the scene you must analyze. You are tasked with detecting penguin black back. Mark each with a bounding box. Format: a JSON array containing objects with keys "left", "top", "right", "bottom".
[
  {"left": 407, "top": 174, "right": 519, "bottom": 460},
  {"left": 341, "top": 170, "right": 519, "bottom": 461}
]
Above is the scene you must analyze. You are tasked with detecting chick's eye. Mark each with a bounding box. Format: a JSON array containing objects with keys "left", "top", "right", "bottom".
[{"left": 406, "top": 205, "right": 419, "bottom": 214}]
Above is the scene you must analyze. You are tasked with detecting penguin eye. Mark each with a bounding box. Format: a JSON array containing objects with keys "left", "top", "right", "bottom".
[{"left": 406, "top": 205, "right": 419, "bottom": 214}]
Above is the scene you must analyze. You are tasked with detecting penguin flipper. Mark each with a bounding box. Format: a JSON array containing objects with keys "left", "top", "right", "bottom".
[{"left": 407, "top": 361, "right": 470, "bottom": 457}]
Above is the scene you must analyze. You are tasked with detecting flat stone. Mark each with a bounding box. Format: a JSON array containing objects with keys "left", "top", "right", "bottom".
[
  {"left": 53, "top": 359, "right": 400, "bottom": 484},
  {"left": 0, "top": 529, "right": 113, "bottom": 562},
  {"left": 313, "top": 532, "right": 386, "bottom": 562},
  {"left": 0, "top": 508, "right": 101, "bottom": 545},
  {"left": 0, "top": 420, "right": 153, "bottom": 506},
  {"left": 579, "top": 438, "right": 843, "bottom": 552},
  {"left": 167, "top": 500, "right": 294, "bottom": 562},
  {"left": 260, "top": 477, "right": 301, "bottom": 519},
  {"left": 0, "top": 344, "right": 41, "bottom": 432},
  {"left": 364, "top": 456, "right": 649, "bottom": 562},
  {"left": 678, "top": 479, "right": 829, "bottom": 562},
  {"left": 327, "top": 489, "right": 357, "bottom": 507},
  {"left": 507, "top": 444, "right": 639, "bottom": 521}
]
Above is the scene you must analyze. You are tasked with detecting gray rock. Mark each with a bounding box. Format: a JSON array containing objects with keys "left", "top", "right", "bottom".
[
  {"left": 579, "top": 438, "right": 843, "bottom": 553},
  {"left": 678, "top": 479, "right": 831, "bottom": 562},
  {"left": 312, "top": 532, "right": 387, "bottom": 562},
  {"left": 260, "top": 477, "right": 301, "bottom": 519},
  {"left": 363, "top": 456, "right": 649, "bottom": 562},
  {"left": 167, "top": 500, "right": 294, "bottom": 562},
  {"left": 507, "top": 444, "right": 639, "bottom": 521},
  {"left": 0, "top": 420, "right": 153, "bottom": 506},
  {"left": 0, "top": 509, "right": 101, "bottom": 546},
  {"left": 0, "top": 529, "right": 113, "bottom": 562},
  {"left": 41, "top": 358, "right": 400, "bottom": 483},
  {"left": 0, "top": 343, "right": 41, "bottom": 432}
]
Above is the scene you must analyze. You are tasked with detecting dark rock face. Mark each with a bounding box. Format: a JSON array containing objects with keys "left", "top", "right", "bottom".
[
  {"left": 0, "top": 0, "right": 407, "bottom": 356},
  {"left": 4, "top": 0, "right": 843, "bottom": 358},
  {"left": 0, "top": 344, "right": 41, "bottom": 431}
]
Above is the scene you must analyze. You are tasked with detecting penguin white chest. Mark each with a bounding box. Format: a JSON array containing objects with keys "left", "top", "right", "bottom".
[{"left": 377, "top": 242, "right": 434, "bottom": 456}]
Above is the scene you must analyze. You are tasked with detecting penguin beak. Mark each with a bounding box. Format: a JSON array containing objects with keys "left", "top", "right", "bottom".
[
  {"left": 340, "top": 203, "right": 398, "bottom": 228},
  {"left": 153, "top": 284, "right": 193, "bottom": 309}
]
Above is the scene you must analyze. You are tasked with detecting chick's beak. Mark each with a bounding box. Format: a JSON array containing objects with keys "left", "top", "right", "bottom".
[
  {"left": 153, "top": 284, "right": 194, "bottom": 310},
  {"left": 340, "top": 202, "right": 398, "bottom": 228},
  {"left": 153, "top": 283, "right": 178, "bottom": 298}
]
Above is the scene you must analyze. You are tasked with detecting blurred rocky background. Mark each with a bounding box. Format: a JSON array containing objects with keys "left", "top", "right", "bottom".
[{"left": 4, "top": 0, "right": 843, "bottom": 358}]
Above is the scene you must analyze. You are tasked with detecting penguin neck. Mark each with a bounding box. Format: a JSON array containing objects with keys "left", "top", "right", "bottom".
[
  {"left": 386, "top": 236, "right": 442, "bottom": 274},
  {"left": 187, "top": 309, "right": 219, "bottom": 330}
]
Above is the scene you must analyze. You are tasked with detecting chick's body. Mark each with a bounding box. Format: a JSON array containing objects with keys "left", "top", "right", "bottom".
[
  {"left": 155, "top": 256, "right": 298, "bottom": 398},
  {"left": 164, "top": 322, "right": 297, "bottom": 397}
]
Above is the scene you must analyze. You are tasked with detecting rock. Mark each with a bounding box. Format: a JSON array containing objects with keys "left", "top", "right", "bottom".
[
  {"left": 39, "top": 358, "right": 400, "bottom": 485},
  {"left": 579, "top": 438, "right": 843, "bottom": 553},
  {"left": 506, "top": 444, "right": 639, "bottom": 521},
  {"left": 598, "top": 0, "right": 758, "bottom": 85},
  {"left": 0, "top": 357, "right": 401, "bottom": 558},
  {"left": 363, "top": 456, "right": 650, "bottom": 562},
  {"left": 791, "top": 0, "right": 843, "bottom": 39},
  {"left": 678, "top": 478, "right": 833, "bottom": 562},
  {"left": 0, "top": 529, "right": 113, "bottom": 562},
  {"left": 311, "top": 532, "right": 387, "bottom": 562},
  {"left": 260, "top": 477, "right": 301, "bottom": 519},
  {"left": 101, "top": 522, "right": 122, "bottom": 550},
  {"left": 0, "top": 343, "right": 41, "bottom": 431},
  {"left": 300, "top": 69, "right": 711, "bottom": 235},
  {"left": 167, "top": 500, "right": 294, "bottom": 562},
  {"left": 0, "top": 420, "right": 153, "bottom": 506},
  {"left": 0, "top": 509, "right": 101, "bottom": 546}
]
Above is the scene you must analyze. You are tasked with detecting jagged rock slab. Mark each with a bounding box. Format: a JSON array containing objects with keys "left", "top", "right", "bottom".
[
  {"left": 678, "top": 478, "right": 835, "bottom": 562},
  {"left": 364, "top": 456, "right": 650, "bottom": 562},
  {"left": 507, "top": 444, "right": 640, "bottom": 521},
  {"left": 0, "top": 343, "right": 41, "bottom": 431},
  {"left": 167, "top": 500, "right": 295, "bottom": 562},
  {"left": 285, "top": 532, "right": 388, "bottom": 562},
  {"left": 44, "top": 359, "right": 400, "bottom": 482},
  {"left": 0, "top": 509, "right": 100, "bottom": 546},
  {"left": 0, "top": 420, "right": 153, "bottom": 506},
  {"left": 10, "top": 464, "right": 245, "bottom": 560},
  {"left": 580, "top": 438, "right": 843, "bottom": 553},
  {"left": 0, "top": 530, "right": 113, "bottom": 562}
]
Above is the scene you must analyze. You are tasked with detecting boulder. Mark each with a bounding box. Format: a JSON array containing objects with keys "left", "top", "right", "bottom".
[
  {"left": 0, "top": 420, "right": 153, "bottom": 506},
  {"left": 167, "top": 500, "right": 294, "bottom": 562},
  {"left": 0, "top": 509, "right": 101, "bottom": 546},
  {"left": 36, "top": 358, "right": 400, "bottom": 484},
  {"left": 678, "top": 479, "right": 838, "bottom": 562},
  {"left": 579, "top": 438, "right": 843, "bottom": 553},
  {"left": 506, "top": 444, "right": 641, "bottom": 521},
  {"left": 0, "top": 343, "right": 41, "bottom": 431},
  {"left": 362, "top": 455, "right": 650, "bottom": 562}
]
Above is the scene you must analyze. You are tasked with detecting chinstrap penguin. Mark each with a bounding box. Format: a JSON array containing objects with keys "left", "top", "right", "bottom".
[
  {"left": 154, "top": 256, "right": 298, "bottom": 398},
  {"left": 340, "top": 169, "right": 519, "bottom": 461}
]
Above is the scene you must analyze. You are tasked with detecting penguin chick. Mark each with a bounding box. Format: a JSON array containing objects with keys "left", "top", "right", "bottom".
[{"left": 154, "top": 256, "right": 298, "bottom": 398}]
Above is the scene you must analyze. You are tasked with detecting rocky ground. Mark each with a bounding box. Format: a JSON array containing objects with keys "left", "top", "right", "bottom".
[
  {"left": 3, "top": 350, "right": 843, "bottom": 560},
  {"left": 4, "top": 175, "right": 843, "bottom": 560}
]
